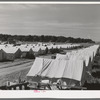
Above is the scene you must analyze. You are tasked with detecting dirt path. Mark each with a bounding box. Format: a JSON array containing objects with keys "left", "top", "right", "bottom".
[{"left": 0, "top": 59, "right": 34, "bottom": 86}]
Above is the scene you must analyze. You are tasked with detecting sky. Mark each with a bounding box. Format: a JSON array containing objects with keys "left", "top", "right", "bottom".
[{"left": 0, "top": 4, "right": 100, "bottom": 41}]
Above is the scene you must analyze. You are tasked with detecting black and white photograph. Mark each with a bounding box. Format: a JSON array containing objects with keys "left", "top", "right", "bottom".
[{"left": 0, "top": 3, "right": 99, "bottom": 91}]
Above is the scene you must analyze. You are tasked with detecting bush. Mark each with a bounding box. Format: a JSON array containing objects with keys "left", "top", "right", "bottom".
[
  {"left": 50, "top": 48, "right": 61, "bottom": 54},
  {"left": 25, "top": 53, "right": 35, "bottom": 59}
]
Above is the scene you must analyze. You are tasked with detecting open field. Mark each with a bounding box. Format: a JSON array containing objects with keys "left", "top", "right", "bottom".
[{"left": 0, "top": 59, "right": 34, "bottom": 86}]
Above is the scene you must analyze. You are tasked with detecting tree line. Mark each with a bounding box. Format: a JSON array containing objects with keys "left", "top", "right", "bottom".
[{"left": 0, "top": 34, "right": 95, "bottom": 43}]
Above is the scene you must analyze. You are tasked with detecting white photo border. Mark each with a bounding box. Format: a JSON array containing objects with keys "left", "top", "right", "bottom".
[{"left": 0, "top": 1, "right": 99, "bottom": 98}]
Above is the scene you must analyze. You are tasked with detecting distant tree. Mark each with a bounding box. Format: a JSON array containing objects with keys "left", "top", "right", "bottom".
[
  {"left": 26, "top": 52, "right": 35, "bottom": 59},
  {"left": 0, "top": 34, "right": 95, "bottom": 43},
  {"left": 40, "top": 35, "right": 44, "bottom": 42},
  {"left": 7, "top": 37, "right": 16, "bottom": 44}
]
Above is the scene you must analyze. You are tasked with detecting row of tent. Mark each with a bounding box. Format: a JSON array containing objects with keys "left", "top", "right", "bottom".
[
  {"left": 0, "top": 44, "right": 81, "bottom": 61},
  {"left": 27, "top": 45, "right": 99, "bottom": 87}
]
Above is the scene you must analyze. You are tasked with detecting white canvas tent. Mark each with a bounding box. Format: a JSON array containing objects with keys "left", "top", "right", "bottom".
[
  {"left": 19, "top": 46, "right": 31, "bottom": 58},
  {"left": 31, "top": 47, "right": 42, "bottom": 56},
  {"left": 27, "top": 57, "right": 53, "bottom": 77},
  {"left": 40, "top": 57, "right": 84, "bottom": 82},
  {"left": 27, "top": 57, "right": 85, "bottom": 86},
  {"left": 0, "top": 49, "right": 7, "bottom": 61},
  {"left": 27, "top": 45, "right": 99, "bottom": 86},
  {"left": 40, "top": 46, "right": 47, "bottom": 55},
  {"left": 0, "top": 47, "right": 22, "bottom": 61}
]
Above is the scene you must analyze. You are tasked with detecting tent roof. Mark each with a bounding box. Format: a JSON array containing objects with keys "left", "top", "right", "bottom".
[
  {"left": 27, "top": 44, "right": 99, "bottom": 81},
  {"left": 2, "top": 47, "right": 19, "bottom": 53},
  {"left": 27, "top": 57, "right": 53, "bottom": 77},
  {"left": 19, "top": 46, "right": 30, "bottom": 52}
]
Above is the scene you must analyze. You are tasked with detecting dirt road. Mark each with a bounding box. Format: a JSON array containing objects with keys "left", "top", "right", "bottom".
[{"left": 0, "top": 59, "right": 34, "bottom": 86}]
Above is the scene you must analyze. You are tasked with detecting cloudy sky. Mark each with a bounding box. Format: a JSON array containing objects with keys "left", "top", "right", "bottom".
[{"left": 0, "top": 4, "right": 100, "bottom": 41}]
